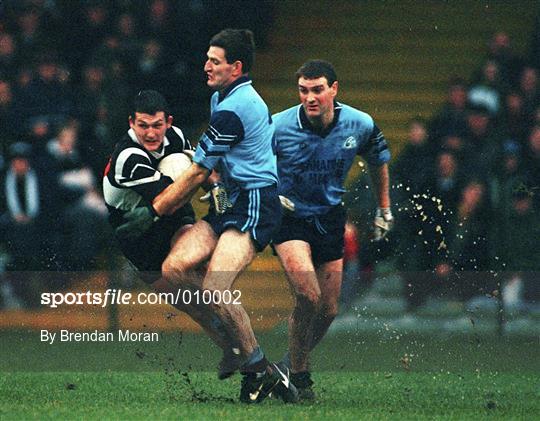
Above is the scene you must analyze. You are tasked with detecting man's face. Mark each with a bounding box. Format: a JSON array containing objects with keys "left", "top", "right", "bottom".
[
  {"left": 204, "top": 46, "right": 238, "bottom": 91},
  {"left": 520, "top": 67, "right": 537, "bottom": 93},
  {"left": 298, "top": 76, "right": 337, "bottom": 121},
  {"left": 0, "top": 81, "right": 12, "bottom": 104},
  {"left": 129, "top": 111, "right": 172, "bottom": 152},
  {"left": 506, "top": 93, "right": 522, "bottom": 114},
  {"left": 408, "top": 122, "right": 427, "bottom": 145},
  {"left": 448, "top": 86, "right": 467, "bottom": 109},
  {"left": 12, "top": 157, "right": 29, "bottom": 176},
  {"left": 438, "top": 153, "right": 456, "bottom": 178},
  {"left": 38, "top": 62, "right": 56, "bottom": 82},
  {"left": 529, "top": 127, "right": 540, "bottom": 154},
  {"left": 491, "top": 32, "right": 510, "bottom": 53},
  {"left": 467, "top": 113, "right": 489, "bottom": 136}
]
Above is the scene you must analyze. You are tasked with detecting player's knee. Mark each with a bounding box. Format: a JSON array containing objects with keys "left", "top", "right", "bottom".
[
  {"left": 321, "top": 302, "right": 339, "bottom": 321},
  {"left": 161, "top": 256, "right": 190, "bottom": 284},
  {"left": 201, "top": 279, "right": 228, "bottom": 294},
  {"left": 295, "top": 288, "right": 321, "bottom": 311},
  {"left": 161, "top": 258, "right": 177, "bottom": 279}
]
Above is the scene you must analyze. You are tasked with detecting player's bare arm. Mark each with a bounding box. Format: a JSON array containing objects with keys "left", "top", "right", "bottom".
[
  {"left": 152, "top": 163, "right": 210, "bottom": 216},
  {"left": 367, "top": 162, "right": 391, "bottom": 209},
  {"left": 368, "top": 162, "right": 393, "bottom": 240}
]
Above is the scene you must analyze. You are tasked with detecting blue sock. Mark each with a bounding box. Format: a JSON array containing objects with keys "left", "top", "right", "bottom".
[
  {"left": 244, "top": 346, "right": 264, "bottom": 366},
  {"left": 241, "top": 346, "right": 267, "bottom": 373}
]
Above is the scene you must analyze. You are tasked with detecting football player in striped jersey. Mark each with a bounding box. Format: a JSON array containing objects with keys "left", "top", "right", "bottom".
[{"left": 104, "top": 89, "right": 239, "bottom": 380}]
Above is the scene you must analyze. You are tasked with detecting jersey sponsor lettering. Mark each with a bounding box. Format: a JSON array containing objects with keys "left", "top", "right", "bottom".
[{"left": 274, "top": 103, "right": 390, "bottom": 217}]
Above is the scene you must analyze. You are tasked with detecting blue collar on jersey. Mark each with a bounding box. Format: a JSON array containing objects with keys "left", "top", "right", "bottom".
[
  {"left": 218, "top": 75, "right": 252, "bottom": 103},
  {"left": 297, "top": 101, "right": 343, "bottom": 138}
]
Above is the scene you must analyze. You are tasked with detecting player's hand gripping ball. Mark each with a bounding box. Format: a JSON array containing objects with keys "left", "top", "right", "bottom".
[
  {"left": 158, "top": 152, "right": 192, "bottom": 180},
  {"left": 374, "top": 207, "right": 393, "bottom": 241}
]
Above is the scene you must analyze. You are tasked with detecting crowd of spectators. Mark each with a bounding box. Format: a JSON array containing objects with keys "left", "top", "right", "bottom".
[
  {"left": 0, "top": 0, "right": 274, "bottom": 308},
  {"left": 380, "top": 31, "right": 539, "bottom": 312}
]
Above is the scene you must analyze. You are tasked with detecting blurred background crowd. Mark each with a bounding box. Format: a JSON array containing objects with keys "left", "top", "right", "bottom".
[
  {"left": 0, "top": 0, "right": 273, "bottom": 306},
  {"left": 345, "top": 27, "right": 540, "bottom": 313},
  {"left": 0, "top": 0, "right": 538, "bottom": 314}
]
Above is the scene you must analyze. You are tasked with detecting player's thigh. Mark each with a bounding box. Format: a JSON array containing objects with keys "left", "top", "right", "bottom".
[
  {"left": 209, "top": 228, "right": 257, "bottom": 272},
  {"left": 275, "top": 240, "right": 316, "bottom": 272},
  {"left": 169, "top": 223, "right": 192, "bottom": 246},
  {"left": 275, "top": 240, "right": 321, "bottom": 299},
  {"left": 316, "top": 258, "right": 344, "bottom": 310},
  {"left": 163, "top": 220, "right": 217, "bottom": 273},
  {"left": 202, "top": 229, "right": 256, "bottom": 291}
]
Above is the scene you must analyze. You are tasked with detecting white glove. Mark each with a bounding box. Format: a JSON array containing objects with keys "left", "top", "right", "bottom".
[
  {"left": 279, "top": 195, "right": 296, "bottom": 212},
  {"left": 199, "top": 183, "right": 232, "bottom": 214},
  {"left": 374, "top": 207, "right": 393, "bottom": 241}
]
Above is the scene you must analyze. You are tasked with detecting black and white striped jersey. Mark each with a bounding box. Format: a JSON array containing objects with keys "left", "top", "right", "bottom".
[{"left": 103, "top": 126, "right": 194, "bottom": 230}]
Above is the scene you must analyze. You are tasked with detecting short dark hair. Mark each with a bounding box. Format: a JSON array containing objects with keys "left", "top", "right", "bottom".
[
  {"left": 130, "top": 90, "right": 169, "bottom": 119},
  {"left": 209, "top": 29, "right": 255, "bottom": 73},
  {"left": 295, "top": 60, "right": 338, "bottom": 86},
  {"left": 9, "top": 142, "right": 32, "bottom": 159},
  {"left": 448, "top": 77, "right": 467, "bottom": 90}
]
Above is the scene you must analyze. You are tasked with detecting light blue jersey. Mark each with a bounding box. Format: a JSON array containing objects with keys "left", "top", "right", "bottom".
[
  {"left": 274, "top": 102, "right": 390, "bottom": 217},
  {"left": 194, "top": 76, "right": 277, "bottom": 203}
]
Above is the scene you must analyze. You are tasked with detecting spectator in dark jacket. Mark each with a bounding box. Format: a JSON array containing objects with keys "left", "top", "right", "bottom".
[{"left": 429, "top": 78, "right": 469, "bottom": 141}]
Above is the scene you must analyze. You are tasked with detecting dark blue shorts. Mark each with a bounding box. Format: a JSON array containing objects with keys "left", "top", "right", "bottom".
[
  {"left": 272, "top": 204, "right": 346, "bottom": 264},
  {"left": 203, "top": 184, "right": 282, "bottom": 252}
]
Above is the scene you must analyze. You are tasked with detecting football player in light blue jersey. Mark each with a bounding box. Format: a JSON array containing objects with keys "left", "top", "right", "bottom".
[
  {"left": 150, "top": 29, "right": 296, "bottom": 404},
  {"left": 272, "top": 60, "right": 394, "bottom": 400}
]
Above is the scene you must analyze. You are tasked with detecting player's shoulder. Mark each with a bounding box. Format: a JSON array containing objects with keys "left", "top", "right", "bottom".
[
  {"left": 111, "top": 134, "right": 146, "bottom": 159},
  {"left": 165, "top": 126, "right": 192, "bottom": 151},
  {"left": 225, "top": 77, "right": 264, "bottom": 100},
  {"left": 272, "top": 105, "right": 301, "bottom": 128},
  {"left": 109, "top": 133, "right": 151, "bottom": 169},
  {"left": 337, "top": 102, "right": 374, "bottom": 128},
  {"left": 166, "top": 125, "right": 185, "bottom": 141},
  {"left": 221, "top": 82, "right": 264, "bottom": 112},
  {"left": 228, "top": 78, "right": 257, "bottom": 99}
]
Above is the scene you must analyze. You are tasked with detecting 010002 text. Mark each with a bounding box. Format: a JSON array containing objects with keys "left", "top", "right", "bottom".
[{"left": 40, "top": 289, "right": 242, "bottom": 308}]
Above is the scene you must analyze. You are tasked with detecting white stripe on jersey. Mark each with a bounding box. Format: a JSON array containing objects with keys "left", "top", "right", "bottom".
[
  {"left": 208, "top": 125, "right": 237, "bottom": 141},
  {"left": 171, "top": 126, "right": 191, "bottom": 151},
  {"left": 122, "top": 163, "right": 161, "bottom": 187},
  {"left": 130, "top": 163, "right": 154, "bottom": 179},
  {"left": 103, "top": 176, "right": 143, "bottom": 210},
  {"left": 115, "top": 148, "right": 150, "bottom": 183},
  {"left": 114, "top": 147, "right": 161, "bottom": 187}
]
